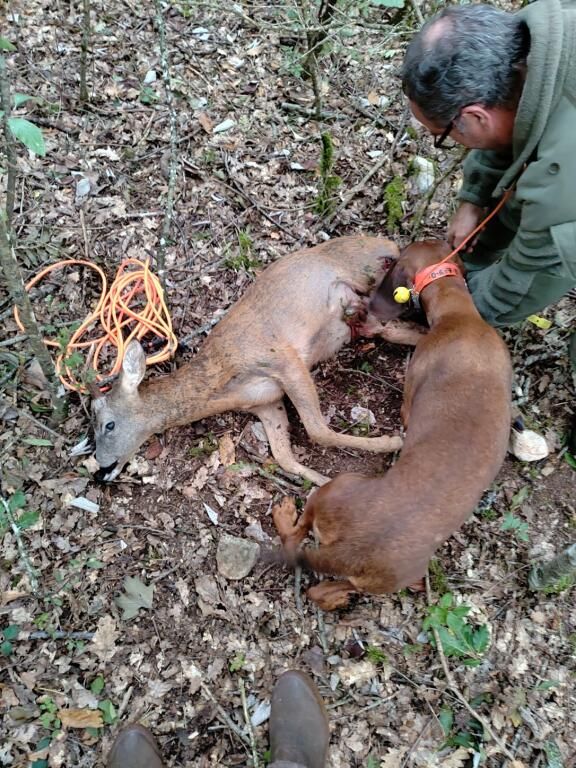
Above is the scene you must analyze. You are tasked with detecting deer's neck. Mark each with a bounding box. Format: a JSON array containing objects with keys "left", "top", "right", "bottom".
[{"left": 139, "top": 354, "right": 225, "bottom": 432}]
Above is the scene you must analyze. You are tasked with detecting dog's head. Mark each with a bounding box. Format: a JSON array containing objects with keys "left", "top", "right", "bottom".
[{"left": 369, "top": 240, "right": 462, "bottom": 321}]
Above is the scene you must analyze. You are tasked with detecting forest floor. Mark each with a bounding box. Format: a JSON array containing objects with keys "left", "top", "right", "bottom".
[{"left": 1, "top": 0, "right": 574, "bottom": 767}]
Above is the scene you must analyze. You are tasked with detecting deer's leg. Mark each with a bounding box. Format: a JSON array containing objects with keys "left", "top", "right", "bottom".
[
  {"left": 278, "top": 353, "right": 402, "bottom": 453},
  {"left": 251, "top": 402, "right": 330, "bottom": 486}
]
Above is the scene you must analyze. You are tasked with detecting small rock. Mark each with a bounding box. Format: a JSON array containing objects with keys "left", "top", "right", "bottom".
[
  {"left": 509, "top": 427, "right": 549, "bottom": 462},
  {"left": 216, "top": 534, "right": 260, "bottom": 580},
  {"left": 411, "top": 156, "right": 435, "bottom": 194},
  {"left": 350, "top": 406, "right": 376, "bottom": 426},
  {"left": 244, "top": 520, "right": 271, "bottom": 543}
]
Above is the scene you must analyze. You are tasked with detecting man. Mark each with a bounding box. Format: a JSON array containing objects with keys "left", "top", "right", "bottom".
[
  {"left": 106, "top": 670, "right": 329, "bottom": 768},
  {"left": 401, "top": 0, "right": 576, "bottom": 351}
]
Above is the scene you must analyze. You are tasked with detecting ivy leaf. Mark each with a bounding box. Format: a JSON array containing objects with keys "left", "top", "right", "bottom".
[
  {"left": 14, "top": 93, "right": 36, "bottom": 108},
  {"left": 438, "top": 707, "right": 453, "bottom": 736},
  {"left": 0, "top": 37, "right": 16, "bottom": 51},
  {"left": 9, "top": 490, "right": 26, "bottom": 512},
  {"left": 8, "top": 117, "right": 46, "bottom": 156},
  {"left": 472, "top": 624, "right": 490, "bottom": 654},
  {"left": 3, "top": 624, "right": 20, "bottom": 641},
  {"left": 116, "top": 576, "right": 154, "bottom": 620},
  {"left": 90, "top": 675, "right": 105, "bottom": 695},
  {"left": 98, "top": 699, "right": 117, "bottom": 725},
  {"left": 22, "top": 437, "right": 53, "bottom": 447},
  {"left": 17, "top": 509, "right": 40, "bottom": 530}
]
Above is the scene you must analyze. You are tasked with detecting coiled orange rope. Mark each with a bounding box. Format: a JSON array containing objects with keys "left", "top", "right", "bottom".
[{"left": 14, "top": 258, "right": 177, "bottom": 393}]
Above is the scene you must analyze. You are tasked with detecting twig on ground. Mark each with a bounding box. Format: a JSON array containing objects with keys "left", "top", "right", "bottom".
[
  {"left": 0, "top": 57, "right": 17, "bottom": 223},
  {"left": 280, "top": 102, "right": 337, "bottom": 121},
  {"left": 408, "top": 0, "right": 425, "bottom": 26},
  {"left": 117, "top": 685, "right": 134, "bottom": 721},
  {"left": 79, "top": 207, "right": 90, "bottom": 260},
  {"left": 28, "top": 630, "right": 95, "bottom": 640},
  {"left": 315, "top": 604, "right": 329, "bottom": 654},
  {"left": 79, "top": 0, "right": 91, "bottom": 102},
  {"left": 154, "top": 0, "right": 179, "bottom": 277},
  {"left": 294, "top": 565, "right": 303, "bottom": 613},
  {"left": 0, "top": 333, "right": 28, "bottom": 347},
  {"left": 239, "top": 678, "right": 260, "bottom": 768},
  {"left": 425, "top": 574, "right": 515, "bottom": 760},
  {"left": 200, "top": 681, "right": 250, "bottom": 746},
  {"left": 0, "top": 396, "right": 68, "bottom": 441},
  {"left": 1, "top": 497, "right": 40, "bottom": 595},
  {"left": 319, "top": 106, "right": 409, "bottom": 231}
]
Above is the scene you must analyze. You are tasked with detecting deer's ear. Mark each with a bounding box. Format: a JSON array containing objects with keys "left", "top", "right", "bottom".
[{"left": 120, "top": 340, "right": 146, "bottom": 394}]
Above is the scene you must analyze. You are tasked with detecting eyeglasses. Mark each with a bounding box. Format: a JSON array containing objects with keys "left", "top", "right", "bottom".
[
  {"left": 433, "top": 105, "right": 470, "bottom": 150},
  {"left": 433, "top": 119, "right": 457, "bottom": 150}
]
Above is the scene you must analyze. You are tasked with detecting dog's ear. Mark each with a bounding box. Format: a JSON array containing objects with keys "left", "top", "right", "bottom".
[{"left": 369, "top": 264, "right": 411, "bottom": 321}]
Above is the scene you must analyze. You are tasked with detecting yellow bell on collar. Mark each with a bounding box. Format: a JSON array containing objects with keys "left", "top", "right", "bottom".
[{"left": 393, "top": 286, "right": 411, "bottom": 304}]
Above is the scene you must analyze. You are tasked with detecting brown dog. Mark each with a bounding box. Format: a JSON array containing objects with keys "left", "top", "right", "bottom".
[{"left": 273, "top": 240, "right": 512, "bottom": 610}]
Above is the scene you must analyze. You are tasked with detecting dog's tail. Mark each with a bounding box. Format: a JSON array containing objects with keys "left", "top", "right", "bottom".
[{"left": 261, "top": 543, "right": 357, "bottom": 579}]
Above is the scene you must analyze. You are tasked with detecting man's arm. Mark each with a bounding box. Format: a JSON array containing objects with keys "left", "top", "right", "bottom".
[{"left": 458, "top": 150, "right": 513, "bottom": 208}]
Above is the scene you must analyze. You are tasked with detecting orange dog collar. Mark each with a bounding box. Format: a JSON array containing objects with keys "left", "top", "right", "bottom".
[{"left": 413, "top": 262, "right": 464, "bottom": 295}]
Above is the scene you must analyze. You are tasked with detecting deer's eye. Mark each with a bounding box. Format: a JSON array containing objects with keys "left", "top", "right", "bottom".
[{"left": 105, "top": 421, "right": 115, "bottom": 432}]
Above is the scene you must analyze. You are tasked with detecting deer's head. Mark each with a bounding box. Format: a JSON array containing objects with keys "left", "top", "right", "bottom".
[{"left": 91, "top": 340, "right": 153, "bottom": 481}]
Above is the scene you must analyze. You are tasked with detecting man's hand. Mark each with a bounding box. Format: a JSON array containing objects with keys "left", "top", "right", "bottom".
[{"left": 448, "top": 202, "right": 486, "bottom": 250}]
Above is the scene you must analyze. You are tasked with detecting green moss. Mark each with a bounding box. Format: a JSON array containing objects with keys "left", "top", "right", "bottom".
[
  {"left": 429, "top": 558, "right": 448, "bottom": 593},
  {"left": 384, "top": 176, "right": 405, "bottom": 231}
]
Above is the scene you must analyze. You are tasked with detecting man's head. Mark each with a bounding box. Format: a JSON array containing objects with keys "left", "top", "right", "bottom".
[{"left": 402, "top": 5, "right": 530, "bottom": 150}]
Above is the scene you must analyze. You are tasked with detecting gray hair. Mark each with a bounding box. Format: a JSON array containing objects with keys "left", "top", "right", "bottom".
[{"left": 401, "top": 4, "right": 530, "bottom": 126}]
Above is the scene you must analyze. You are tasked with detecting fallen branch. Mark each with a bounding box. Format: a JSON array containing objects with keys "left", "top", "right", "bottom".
[
  {"left": 319, "top": 105, "right": 409, "bottom": 231},
  {"left": 0, "top": 61, "right": 65, "bottom": 420},
  {"left": 1, "top": 497, "right": 40, "bottom": 595},
  {"left": 408, "top": 0, "right": 425, "bottom": 26},
  {"left": 79, "top": 0, "right": 91, "bottom": 103},
  {"left": 239, "top": 679, "right": 260, "bottom": 768},
  {"left": 425, "top": 574, "right": 515, "bottom": 761},
  {"left": 154, "top": 0, "right": 179, "bottom": 277},
  {"left": 28, "top": 630, "right": 95, "bottom": 640}
]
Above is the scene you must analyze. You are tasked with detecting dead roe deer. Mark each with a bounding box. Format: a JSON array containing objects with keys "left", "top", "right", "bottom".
[{"left": 91, "top": 236, "right": 424, "bottom": 485}]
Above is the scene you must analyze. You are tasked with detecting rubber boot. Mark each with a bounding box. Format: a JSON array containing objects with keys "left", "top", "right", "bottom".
[
  {"left": 107, "top": 724, "right": 164, "bottom": 768},
  {"left": 269, "top": 670, "right": 329, "bottom": 768}
]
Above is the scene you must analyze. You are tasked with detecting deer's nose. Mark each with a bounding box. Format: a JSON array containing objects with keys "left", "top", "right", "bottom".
[{"left": 94, "top": 461, "right": 118, "bottom": 483}]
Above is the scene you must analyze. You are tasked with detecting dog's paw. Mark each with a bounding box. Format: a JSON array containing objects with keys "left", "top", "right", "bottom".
[{"left": 272, "top": 496, "right": 298, "bottom": 538}]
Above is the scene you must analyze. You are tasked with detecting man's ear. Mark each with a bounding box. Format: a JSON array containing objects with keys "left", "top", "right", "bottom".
[{"left": 369, "top": 264, "right": 411, "bottom": 321}]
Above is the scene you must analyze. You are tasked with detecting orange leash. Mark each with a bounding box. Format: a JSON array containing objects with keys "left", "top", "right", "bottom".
[{"left": 14, "top": 258, "right": 177, "bottom": 393}]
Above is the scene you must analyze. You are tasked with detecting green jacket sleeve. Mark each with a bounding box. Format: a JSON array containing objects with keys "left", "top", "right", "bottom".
[{"left": 458, "top": 150, "right": 514, "bottom": 208}]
